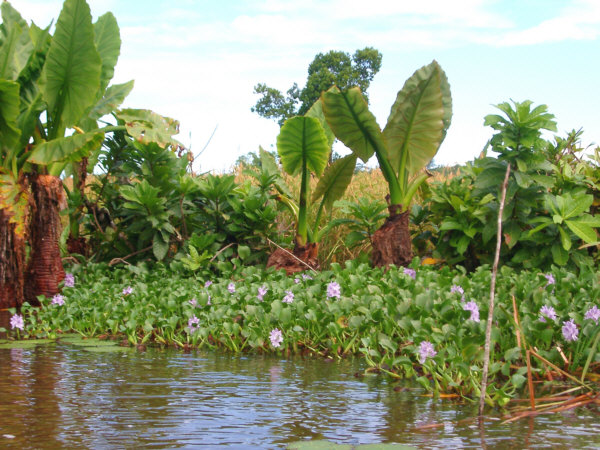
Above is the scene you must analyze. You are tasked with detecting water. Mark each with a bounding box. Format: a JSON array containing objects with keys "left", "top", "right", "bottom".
[{"left": 0, "top": 343, "right": 598, "bottom": 449}]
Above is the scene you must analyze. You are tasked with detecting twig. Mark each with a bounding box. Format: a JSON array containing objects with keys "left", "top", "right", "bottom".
[
  {"left": 511, "top": 295, "right": 521, "bottom": 348},
  {"left": 479, "top": 162, "right": 511, "bottom": 416},
  {"left": 529, "top": 349, "right": 594, "bottom": 390},
  {"left": 526, "top": 349, "right": 535, "bottom": 410},
  {"left": 267, "top": 238, "right": 318, "bottom": 273},
  {"left": 108, "top": 245, "right": 153, "bottom": 266},
  {"left": 209, "top": 243, "right": 235, "bottom": 262}
]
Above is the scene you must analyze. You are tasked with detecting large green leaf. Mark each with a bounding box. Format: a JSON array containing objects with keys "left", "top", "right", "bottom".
[
  {"left": 312, "top": 154, "right": 357, "bottom": 210},
  {"left": 27, "top": 131, "right": 104, "bottom": 165},
  {"left": 0, "top": 3, "right": 33, "bottom": 80},
  {"left": 116, "top": 108, "right": 181, "bottom": 148},
  {"left": 305, "top": 99, "right": 335, "bottom": 148},
  {"left": 94, "top": 12, "right": 121, "bottom": 94},
  {"left": 565, "top": 219, "right": 599, "bottom": 244},
  {"left": 87, "top": 80, "right": 134, "bottom": 121},
  {"left": 41, "top": 0, "right": 101, "bottom": 135},
  {"left": 277, "top": 116, "right": 329, "bottom": 177},
  {"left": 383, "top": 61, "right": 451, "bottom": 176},
  {"left": 0, "top": 79, "right": 21, "bottom": 158},
  {"left": 321, "top": 86, "right": 384, "bottom": 163}
]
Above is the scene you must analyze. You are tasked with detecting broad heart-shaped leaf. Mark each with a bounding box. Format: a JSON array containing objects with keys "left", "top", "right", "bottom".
[
  {"left": 312, "top": 154, "right": 357, "bottom": 210},
  {"left": 305, "top": 99, "right": 335, "bottom": 149},
  {"left": 86, "top": 80, "right": 134, "bottom": 122},
  {"left": 321, "top": 86, "right": 384, "bottom": 163},
  {"left": 94, "top": 12, "right": 121, "bottom": 94},
  {"left": 0, "top": 80, "right": 21, "bottom": 159},
  {"left": 27, "top": 131, "right": 104, "bottom": 165},
  {"left": 277, "top": 116, "right": 329, "bottom": 177},
  {"left": 383, "top": 60, "right": 451, "bottom": 176},
  {"left": 41, "top": 0, "right": 101, "bottom": 134},
  {"left": 0, "top": 3, "right": 33, "bottom": 81},
  {"left": 116, "top": 108, "right": 181, "bottom": 148}
]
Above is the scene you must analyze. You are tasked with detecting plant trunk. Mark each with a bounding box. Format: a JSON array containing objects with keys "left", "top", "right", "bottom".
[
  {"left": 370, "top": 204, "right": 412, "bottom": 268},
  {"left": 266, "top": 242, "right": 319, "bottom": 275},
  {"left": 24, "top": 174, "right": 65, "bottom": 305},
  {"left": 0, "top": 208, "right": 26, "bottom": 309}
]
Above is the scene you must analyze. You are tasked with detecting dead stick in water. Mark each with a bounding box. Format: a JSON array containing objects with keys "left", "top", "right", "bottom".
[{"left": 479, "top": 162, "right": 511, "bottom": 416}]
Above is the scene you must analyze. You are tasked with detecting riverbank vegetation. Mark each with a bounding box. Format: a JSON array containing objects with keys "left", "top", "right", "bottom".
[{"left": 1, "top": 0, "right": 599, "bottom": 410}]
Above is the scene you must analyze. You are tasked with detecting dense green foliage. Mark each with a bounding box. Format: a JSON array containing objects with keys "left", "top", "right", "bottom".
[
  {"left": 5, "top": 261, "right": 599, "bottom": 404},
  {"left": 252, "top": 48, "right": 382, "bottom": 125}
]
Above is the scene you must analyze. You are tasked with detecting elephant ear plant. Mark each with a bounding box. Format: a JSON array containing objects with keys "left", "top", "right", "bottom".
[
  {"left": 321, "top": 60, "right": 452, "bottom": 267},
  {"left": 0, "top": 0, "right": 180, "bottom": 308},
  {"left": 267, "top": 101, "right": 357, "bottom": 273}
]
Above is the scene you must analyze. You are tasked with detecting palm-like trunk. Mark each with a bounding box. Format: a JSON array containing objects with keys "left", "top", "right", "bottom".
[
  {"left": 24, "top": 174, "right": 65, "bottom": 305},
  {"left": 370, "top": 204, "right": 413, "bottom": 268},
  {"left": 0, "top": 208, "right": 26, "bottom": 309}
]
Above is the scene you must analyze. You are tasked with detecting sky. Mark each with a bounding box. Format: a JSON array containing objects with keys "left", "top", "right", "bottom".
[{"left": 11, "top": 0, "right": 600, "bottom": 172}]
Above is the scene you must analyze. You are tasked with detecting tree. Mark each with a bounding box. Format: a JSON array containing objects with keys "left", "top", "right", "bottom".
[{"left": 251, "top": 47, "right": 382, "bottom": 126}]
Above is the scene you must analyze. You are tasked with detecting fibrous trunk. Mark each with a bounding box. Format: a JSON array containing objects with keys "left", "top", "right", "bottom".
[
  {"left": 266, "top": 243, "right": 319, "bottom": 275},
  {"left": 0, "top": 208, "right": 26, "bottom": 309},
  {"left": 370, "top": 204, "right": 412, "bottom": 268},
  {"left": 24, "top": 174, "right": 65, "bottom": 305}
]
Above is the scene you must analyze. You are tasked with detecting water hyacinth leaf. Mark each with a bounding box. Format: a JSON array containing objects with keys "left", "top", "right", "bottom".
[
  {"left": 277, "top": 116, "right": 330, "bottom": 177},
  {"left": 41, "top": 0, "right": 102, "bottom": 134},
  {"left": 311, "top": 154, "right": 357, "bottom": 210},
  {"left": 93, "top": 12, "right": 121, "bottom": 93},
  {"left": 27, "top": 131, "right": 105, "bottom": 165},
  {"left": 321, "top": 86, "right": 383, "bottom": 163},
  {"left": 117, "top": 108, "right": 181, "bottom": 148},
  {"left": 383, "top": 60, "right": 451, "bottom": 175}
]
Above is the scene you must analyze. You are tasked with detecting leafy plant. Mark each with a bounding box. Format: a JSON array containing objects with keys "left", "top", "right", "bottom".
[{"left": 321, "top": 60, "right": 452, "bottom": 266}]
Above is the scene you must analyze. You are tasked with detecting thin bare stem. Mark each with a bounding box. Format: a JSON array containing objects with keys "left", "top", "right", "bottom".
[
  {"left": 479, "top": 163, "right": 511, "bottom": 416},
  {"left": 267, "top": 238, "right": 318, "bottom": 273}
]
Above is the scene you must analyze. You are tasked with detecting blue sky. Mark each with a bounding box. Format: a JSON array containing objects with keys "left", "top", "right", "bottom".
[{"left": 13, "top": 0, "right": 600, "bottom": 172}]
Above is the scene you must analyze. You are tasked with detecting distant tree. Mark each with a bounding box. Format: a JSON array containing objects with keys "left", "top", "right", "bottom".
[{"left": 251, "top": 47, "right": 382, "bottom": 126}]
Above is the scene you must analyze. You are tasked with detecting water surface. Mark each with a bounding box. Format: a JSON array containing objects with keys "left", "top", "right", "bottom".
[{"left": 0, "top": 343, "right": 598, "bottom": 449}]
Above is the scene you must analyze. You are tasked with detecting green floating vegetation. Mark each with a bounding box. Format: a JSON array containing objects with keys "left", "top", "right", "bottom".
[
  {"left": 7, "top": 260, "right": 600, "bottom": 406},
  {"left": 0, "top": 339, "right": 55, "bottom": 349}
]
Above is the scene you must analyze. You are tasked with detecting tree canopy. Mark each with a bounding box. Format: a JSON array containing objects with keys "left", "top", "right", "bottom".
[{"left": 251, "top": 47, "right": 382, "bottom": 126}]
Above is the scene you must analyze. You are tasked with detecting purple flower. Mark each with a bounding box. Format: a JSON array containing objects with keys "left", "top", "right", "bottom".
[
  {"left": 227, "top": 282, "right": 236, "bottom": 294},
  {"left": 544, "top": 273, "right": 555, "bottom": 286},
  {"left": 403, "top": 267, "right": 416, "bottom": 279},
  {"left": 327, "top": 281, "right": 341, "bottom": 299},
  {"left": 188, "top": 298, "right": 198, "bottom": 307},
  {"left": 463, "top": 301, "right": 480, "bottom": 322},
  {"left": 294, "top": 278, "right": 300, "bottom": 284},
  {"left": 188, "top": 316, "right": 200, "bottom": 332},
  {"left": 122, "top": 286, "right": 133, "bottom": 296},
  {"left": 450, "top": 285, "right": 464, "bottom": 295},
  {"left": 257, "top": 286, "right": 267, "bottom": 301},
  {"left": 51, "top": 294, "right": 65, "bottom": 306},
  {"left": 539, "top": 305, "right": 557, "bottom": 323},
  {"left": 207, "top": 295, "right": 211, "bottom": 306},
  {"left": 10, "top": 314, "right": 24, "bottom": 330},
  {"left": 282, "top": 290, "right": 294, "bottom": 304},
  {"left": 418, "top": 341, "right": 437, "bottom": 364},
  {"left": 269, "top": 328, "right": 283, "bottom": 348},
  {"left": 204, "top": 280, "right": 213, "bottom": 288},
  {"left": 562, "top": 319, "right": 579, "bottom": 342},
  {"left": 302, "top": 274, "right": 313, "bottom": 281},
  {"left": 584, "top": 305, "right": 600, "bottom": 324},
  {"left": 63, "top": 273, "right": 75, "bottom": 288}
]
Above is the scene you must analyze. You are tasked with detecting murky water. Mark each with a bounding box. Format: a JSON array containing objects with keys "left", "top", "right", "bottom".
[{"left": 0, "top": 343, "right": 598, "bottom": 449}]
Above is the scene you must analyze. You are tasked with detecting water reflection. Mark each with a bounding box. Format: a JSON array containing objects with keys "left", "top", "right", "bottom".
[{"left": 0, "top": 345, "right": 599, "bottom": 449}]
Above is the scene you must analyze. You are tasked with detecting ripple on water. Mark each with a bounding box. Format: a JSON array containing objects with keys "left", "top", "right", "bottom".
[{"left": 0, "top": 345, "right": 599, "bottom": 449}]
